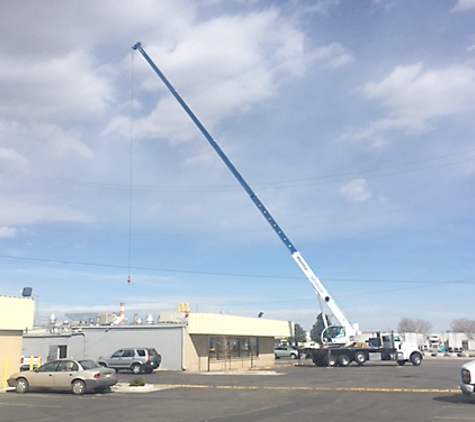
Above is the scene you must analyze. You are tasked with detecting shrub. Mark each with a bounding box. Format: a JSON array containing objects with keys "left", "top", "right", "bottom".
[{"left": 129, "top": 377, "right": 146, "bottom": 387}]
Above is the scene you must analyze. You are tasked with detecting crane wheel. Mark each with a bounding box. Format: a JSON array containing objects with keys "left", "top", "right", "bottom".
[
  {"left": 338, "top": 354, "right": 351, "bottom": 367},
  {"left": 354, "top": 351, "right": 367, "bottom": 365}
]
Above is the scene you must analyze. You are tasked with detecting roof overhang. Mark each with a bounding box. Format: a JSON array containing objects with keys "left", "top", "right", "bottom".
[{"left": 187, "top": 312, "right": 292, "bottom": 337}]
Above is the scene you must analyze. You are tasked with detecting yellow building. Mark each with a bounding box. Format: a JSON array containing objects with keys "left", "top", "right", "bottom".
[{"left": 0, "top": 295, "right": 35, "bottom": 390}]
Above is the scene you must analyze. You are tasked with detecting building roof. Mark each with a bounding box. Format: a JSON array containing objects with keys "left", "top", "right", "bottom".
[{"left": 187, "top": 312, "right": 292, "bottom": 337}]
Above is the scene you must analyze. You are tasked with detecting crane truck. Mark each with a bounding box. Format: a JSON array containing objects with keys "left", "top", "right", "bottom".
[{"left": 132, "top": 42, "right": 423, "bottom": 367}]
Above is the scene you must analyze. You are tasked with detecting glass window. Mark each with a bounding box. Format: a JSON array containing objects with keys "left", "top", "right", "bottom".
[
  {"left": 111, "top": 350, "right": 124, "bottom": 358},
  {"left": 209, "top": 336, "right": 258, "bottom": 360},
  {"left": 79, "top": 360, "right": 101, "bottom": 370},
  {"left": 59, "top": 360, "right": 78, "bottom": 372},
  {"left": 37, "top": 361, "right": 60, "bottom": 372}
]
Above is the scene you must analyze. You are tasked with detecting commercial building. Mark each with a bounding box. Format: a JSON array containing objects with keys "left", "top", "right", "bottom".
[
  {"left": 21, "top": 309, "right": 293, "bottom": 372},
  {"left": 0, "top": 295, "right": 35, "bottom": 390}
]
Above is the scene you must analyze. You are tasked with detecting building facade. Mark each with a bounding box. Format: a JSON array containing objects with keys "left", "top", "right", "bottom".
[
  {"left": 21, "top": 312, "right": 292, "bottom": 372},
  {"left": 0, "top": 295, "right": 35, "bottom": 390}
]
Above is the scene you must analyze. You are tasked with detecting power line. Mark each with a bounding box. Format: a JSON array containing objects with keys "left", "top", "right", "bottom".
[
  {"left": 3, "top": 146, "right": 475, "bottom": 193},
  {"left": 0, "top": 253, "right": 472, "bottom": 285}
]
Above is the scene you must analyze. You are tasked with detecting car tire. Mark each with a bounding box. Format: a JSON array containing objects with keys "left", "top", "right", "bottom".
[
  {"left": 71, "top": 379, "right": 87, "bottom": 395},
  {"left": 144, "top": 367, "right": 154, "bottom": 374},
  {"left": 131, "top": 363, "right": 142, "bottom": 374},
  {"left": 290, "top": 353, "right": 297, "bottom": 359},
  {"left": 15, "top": 378, "right": 29, "bottom": 394},
  {"left": 397, "top": 360, "right": 406, "bottom": 366}
]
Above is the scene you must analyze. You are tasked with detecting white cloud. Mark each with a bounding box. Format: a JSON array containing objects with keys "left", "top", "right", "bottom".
[
  {"left": 452, "top": 0, "right": 475, "bottom": 11},
  {"left": 345, "top": 62, "right": 475, "bottom": 145},
  {"left": 28, "top": 122, "right": 94, "bottom": 159},
  {"left": 0, "top": 147, "right": 29, "bottom": 173},
  {"left": 120, "top": 8, "right": 318, "bottom": 144},
  {"left": 0, "top": 227, "right": 17, "bottom": 238},
  {"left": 0, "top": 195, "right": 94, "bottom": 226},
  {"left": 340, "top": 179, "right": 372, "bottom": 202},
  {"left": 303, "top": 0, "right": 340, "bottom": 16},
  {"left": 313, "top": 42, "right": 354, "bottom": 68},
  {"left": 0, "top": 50, "right": 113, "bottom": 121}
]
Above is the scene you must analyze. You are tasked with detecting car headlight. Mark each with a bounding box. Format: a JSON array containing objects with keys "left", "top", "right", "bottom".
[{"left": 462, "top": 368, "right": 471, "bottom": 384}]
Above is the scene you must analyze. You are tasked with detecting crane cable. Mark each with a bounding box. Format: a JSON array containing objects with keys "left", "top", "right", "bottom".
[{"left": 127, "top": 51, "right": 135, "bottom": 285}]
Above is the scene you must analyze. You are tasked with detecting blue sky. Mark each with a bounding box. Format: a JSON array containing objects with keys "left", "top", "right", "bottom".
[{"left": 1, "top": 0, "right": 475, "bottom": 332}]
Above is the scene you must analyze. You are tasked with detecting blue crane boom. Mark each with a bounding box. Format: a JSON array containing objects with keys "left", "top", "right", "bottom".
[{"left": 132, "top": 42, "right": 357, "bottom": 346}]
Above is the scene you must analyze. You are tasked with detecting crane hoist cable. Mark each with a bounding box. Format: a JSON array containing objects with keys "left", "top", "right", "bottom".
[{"left": 127, "top": 50, "right": 136, "bottom": 285}]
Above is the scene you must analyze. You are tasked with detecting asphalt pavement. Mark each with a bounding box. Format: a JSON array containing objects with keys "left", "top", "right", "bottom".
[{"left": 0, "top": 357, "right": 473, "bottom": 422}]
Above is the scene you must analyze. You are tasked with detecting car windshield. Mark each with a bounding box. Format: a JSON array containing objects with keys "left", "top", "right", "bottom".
[{"left": 79, "top": 360, "right": 102, "bottom": 370}]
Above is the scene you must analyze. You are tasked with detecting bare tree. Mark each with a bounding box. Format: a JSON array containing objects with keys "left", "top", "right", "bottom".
[
  {"left": 397, "top": 318, "right": 432, "bottom": 333},
  {"left": 414, "top": 319, "right": 432, "bottom": 334},
  {"left": 450, "top": 318, "right": 475, "bottom": 338}
]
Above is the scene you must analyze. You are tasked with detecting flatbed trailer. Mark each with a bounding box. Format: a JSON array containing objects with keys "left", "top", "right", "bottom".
[
  {"left": 309, "top": 347, "right": 400, "bottom": 367},
  {"left": 308, "top": 340, "right": 423, "bottom": 367}
]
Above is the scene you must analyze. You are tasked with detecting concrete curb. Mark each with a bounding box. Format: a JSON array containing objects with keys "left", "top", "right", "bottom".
[{"left": 111, "top": 383, "right": 169, "bottom": 394}]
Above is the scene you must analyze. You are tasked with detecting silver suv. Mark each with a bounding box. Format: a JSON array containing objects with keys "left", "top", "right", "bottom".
[
  {"left": 274, "top": 345, "right": 300, "bottom": 359},
  {"left": 98, "top": 348, "right": 161, "bottom": 374}
]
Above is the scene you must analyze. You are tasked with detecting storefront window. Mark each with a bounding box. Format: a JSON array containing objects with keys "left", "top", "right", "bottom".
[{"left": 209, "top": 336, "right": 258, "bottom": 359}]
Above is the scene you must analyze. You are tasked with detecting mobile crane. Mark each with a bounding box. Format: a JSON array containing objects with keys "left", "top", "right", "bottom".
[{"left": 132, "top": 42, "right": 422, "bottom": 367}]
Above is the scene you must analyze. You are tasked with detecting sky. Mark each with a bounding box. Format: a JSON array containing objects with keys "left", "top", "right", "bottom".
[{"left": 1, "top": 0, "right": 475, "bottom": 333}]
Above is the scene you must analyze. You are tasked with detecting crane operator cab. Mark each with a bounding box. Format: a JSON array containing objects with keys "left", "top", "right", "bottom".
[
  {"left": 318, "top": 312, "right": 357, "bottom": 347},
  {"left": 322, "top": 325, "right": 351, "bottom": 347}
]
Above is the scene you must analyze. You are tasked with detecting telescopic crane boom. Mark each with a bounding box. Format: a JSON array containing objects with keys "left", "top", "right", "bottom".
[{"left": 132, "top": 42, "right": 357, "bottom": 346}]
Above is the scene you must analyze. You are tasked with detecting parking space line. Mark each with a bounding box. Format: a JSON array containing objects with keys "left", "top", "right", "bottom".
[
  {"left": 0, "top": 403, "right": 61, "bottom": 408},
  {"left": 152, "top": 384, "right": 460, "bottom": 394}
]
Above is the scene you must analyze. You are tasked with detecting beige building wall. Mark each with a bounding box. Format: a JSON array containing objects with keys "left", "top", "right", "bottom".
[
  {"left": 0, "top": 296, "right": 35, "bottom": 390},
  {"left": 0, "top": 331, "right": 23, "bottom": 387},
  {"left": 187, "top": 312, "right": 292, "bottom": 337},
  {"left": 184, "top": 313, "right": 292, "bottom": 372}
]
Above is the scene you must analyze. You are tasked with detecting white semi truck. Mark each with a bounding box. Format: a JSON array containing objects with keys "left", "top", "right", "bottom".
[{"left": 133, "top": 42, "right": 422, "bottom": 367}]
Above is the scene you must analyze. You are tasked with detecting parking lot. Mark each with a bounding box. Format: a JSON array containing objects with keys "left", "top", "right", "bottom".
[{"left": 0, "top": 358, "right": 473, "bottom": 422}]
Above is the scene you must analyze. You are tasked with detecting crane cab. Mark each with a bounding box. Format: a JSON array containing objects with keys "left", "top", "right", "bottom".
[{"left": 321, "top": 325, "right": 356, "bottom": 348}]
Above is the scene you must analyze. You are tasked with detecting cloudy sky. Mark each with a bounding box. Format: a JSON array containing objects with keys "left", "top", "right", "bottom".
[{"left": 1, "top": 0, "right": 475, "bottom": 333}]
